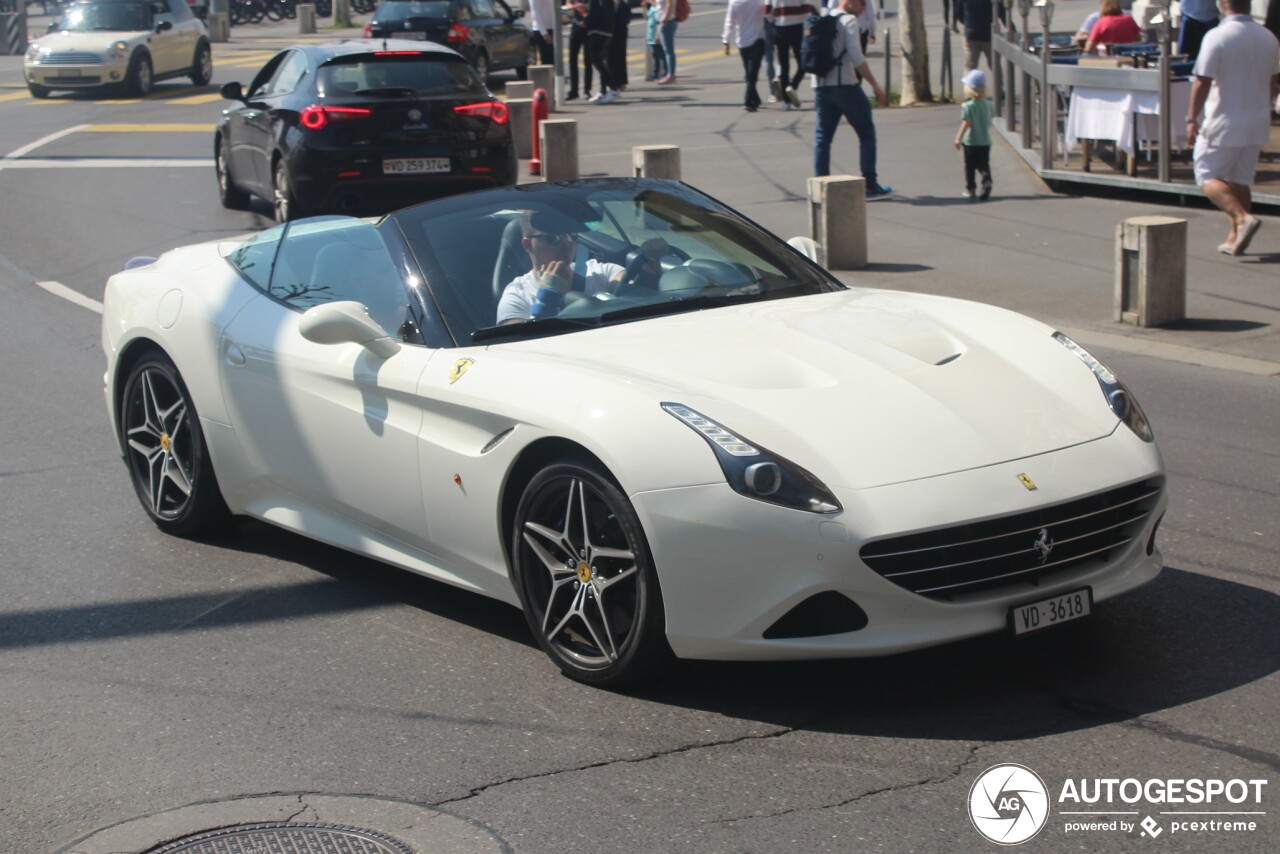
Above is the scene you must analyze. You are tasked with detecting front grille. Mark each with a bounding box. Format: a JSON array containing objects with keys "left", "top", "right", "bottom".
[
  {"left": 40, "top": 53, "right": 104, "bottom": 65},
  {"left": 860, "top": 478, "right": 1163, "bottom": 600}
]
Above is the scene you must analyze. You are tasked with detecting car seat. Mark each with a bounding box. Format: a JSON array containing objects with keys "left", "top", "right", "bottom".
[{"left": 491, "top": 217, "right": 527, "bottom": 306}]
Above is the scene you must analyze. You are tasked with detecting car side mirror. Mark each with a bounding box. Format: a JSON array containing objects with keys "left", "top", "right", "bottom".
[
  {"left": 156, "top": 19, "right": 173, "bottom": 32},
  {"left": 299, "top": 301, "right": 402, "bottom": 358},
  {"left": 220, "top": 81, "right": 245, "bottom": 102}
]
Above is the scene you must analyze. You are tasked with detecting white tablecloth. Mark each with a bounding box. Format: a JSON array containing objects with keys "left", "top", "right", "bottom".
[{"left": 1065, "top": 80, "right": 1192, "bottom": 157}]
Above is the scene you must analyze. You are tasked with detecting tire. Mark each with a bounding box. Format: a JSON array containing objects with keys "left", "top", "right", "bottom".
[
  {"left": 474, "top": 50, "right": 490, "bottom": 84},
  {"left": 28, "top": 83, "right": 51, "bottom": 99},
  {"left": 512, "top": 458, "right": 670, "bottom": 686},
  {"left": 272, "top": 157, "right": 304, "bottom": 223},
  {"left": 215, "top": 135, "right": 250, "bottom": 210},
  {"left": 190, "top": 41, "right": 213, "bottom": 87},
  {"left": 120, "top": 353, "right": 231, "bottom": 537},
  {"left": 126, "top": 51, "right": 153, "bottom": 97}
]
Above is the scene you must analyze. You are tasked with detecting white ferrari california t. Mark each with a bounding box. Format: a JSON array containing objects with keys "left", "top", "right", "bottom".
[{"left": 101, "top": 179, "right": 1167, "bottom": 685}]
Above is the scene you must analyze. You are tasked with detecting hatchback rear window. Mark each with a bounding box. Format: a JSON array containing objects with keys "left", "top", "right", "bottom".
[{"left": 319, "top": 55, "right": 484, "bottom": 97}]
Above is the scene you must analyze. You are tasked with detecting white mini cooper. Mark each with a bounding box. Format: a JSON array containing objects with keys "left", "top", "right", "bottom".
[{"left": 24, "top": 0, "right": 212, "bottom": 98}]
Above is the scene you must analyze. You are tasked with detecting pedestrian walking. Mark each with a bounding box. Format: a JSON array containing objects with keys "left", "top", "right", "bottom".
[
  {"left": 567, "top": 2, "right": 593, "bottom": 100},
  {"left": 769, "top": 1, "right": 815, "bottom": 109},
  {"left": 529, "top": 0, "right": 557, "bottom": 65},
  {"left": 644, "top": 0, "right": 668, "bottom": 80},
  {"left": 954, "top": 68, "right": 994, "bottom": 200},
  {"left": 955, "top": 0, "right": 993, "bottom": 71},
  {"left": 585, "top": 0, "right": 619, "bottom": 103},
  {"left": 723, "top": 0, "right": 768, "bottom": 111},
  {"left": 811, "top": 0, "right": 891, "bottom": 199},
  {"left": 609, "top": 0, "right": 631, "bottom": 91},
  {"left": 1186, "top": 0, "right": 1280, "bottom": 256},
  {"left": 656, "top": 0, "right": 680, "bottom": 84}
]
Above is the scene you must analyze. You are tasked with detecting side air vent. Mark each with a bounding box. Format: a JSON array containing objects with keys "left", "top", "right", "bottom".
[{"left": 763, "top": 592, "right": 868, "bottom": 639}]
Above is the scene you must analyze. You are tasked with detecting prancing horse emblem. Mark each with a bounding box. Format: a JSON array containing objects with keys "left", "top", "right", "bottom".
[
  {"left": 1033, "top": 528, "right": 1054, "bottom": 564},
  {"left": 449, "top": 358, "right": 475, "bottom": 384},
  {"left": 408, "top": 108, "right": 422, "bottom": 122}
]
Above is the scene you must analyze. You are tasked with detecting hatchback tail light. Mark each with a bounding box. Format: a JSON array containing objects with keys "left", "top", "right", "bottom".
[
  {"left": 446, "top": 23, "right": 467, "bottom": 43},
  {"left": 454, "top": 101, "right": 509, "bottom": 125},
  {"left": 299, "top": 105, "right": 373, "bottom": 131}
]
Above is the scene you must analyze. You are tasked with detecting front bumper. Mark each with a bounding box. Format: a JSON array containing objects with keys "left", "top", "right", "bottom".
[
  {"left": 25, "top": 58, "right": 128, "bottom": 90},
  {"left": 633, "top": 427, "right": 1165, "bottom": 661}
]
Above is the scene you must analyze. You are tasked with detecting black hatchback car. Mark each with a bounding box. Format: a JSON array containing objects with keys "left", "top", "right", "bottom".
[
  {"left": 215, "top": 40, "right": 516, "bottom": 222},
  {"left": 363, "top": 0, "right": 532, "bottom": 82}
]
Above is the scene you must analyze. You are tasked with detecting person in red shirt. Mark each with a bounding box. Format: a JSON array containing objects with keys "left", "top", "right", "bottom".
[{"left": 1084, "top": 0, "right": 1143, "bottom": 54}]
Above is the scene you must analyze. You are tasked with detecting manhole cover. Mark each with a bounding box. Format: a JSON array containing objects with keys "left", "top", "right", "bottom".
[{"left": 146, "top": 822, "right": 415, "bottom": 854}]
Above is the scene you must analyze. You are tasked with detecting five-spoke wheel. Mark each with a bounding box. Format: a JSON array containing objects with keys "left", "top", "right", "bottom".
[
  {"left": 513, "top": 460, "right": 668, "bottom": 685},
  {"left": 121, "top": 354, "right": 229, "bottom": 536}
]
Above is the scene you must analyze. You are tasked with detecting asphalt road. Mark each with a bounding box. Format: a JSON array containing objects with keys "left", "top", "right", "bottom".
[{"left": 1, "top": 5, "right": 1277, "bottom": 853}]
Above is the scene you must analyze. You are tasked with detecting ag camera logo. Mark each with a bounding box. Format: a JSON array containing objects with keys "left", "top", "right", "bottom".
[{"left": 969, "top": 764, "right": 1051, "bottom": 845}]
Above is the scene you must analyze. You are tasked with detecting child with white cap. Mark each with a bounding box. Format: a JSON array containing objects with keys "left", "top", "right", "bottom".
[{"left": 954, "top": 67, "right": 995, "bottom": 200}]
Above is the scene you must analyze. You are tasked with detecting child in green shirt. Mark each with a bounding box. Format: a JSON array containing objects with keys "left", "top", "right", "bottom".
[{"left": 955, "top": 68, "right": 995, "bottom": 200}]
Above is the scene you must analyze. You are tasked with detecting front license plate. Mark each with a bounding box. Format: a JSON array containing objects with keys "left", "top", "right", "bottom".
[
  {"left": 1010, "top": 588, "right": 1092, "bottom": 635},
  {"left": 383, "top": 157, "right": 450, "bottom": 175},
  {"left": 60, "top": 68, "right": 81, "bottom": 77}
]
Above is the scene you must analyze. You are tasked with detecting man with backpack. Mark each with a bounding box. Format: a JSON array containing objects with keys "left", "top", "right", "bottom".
[{"left": 808, "top": 0, "right": 892, "bottom": 198}]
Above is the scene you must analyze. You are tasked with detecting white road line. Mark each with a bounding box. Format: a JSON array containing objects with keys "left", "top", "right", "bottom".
[
  {"left": 0, "top": 159, "right": 210, "bottom": 169},
  {"left": 38, "top": 280, "right": 103, "bottom": 314},
  {"left": 3, "top": 124, "right": 88, "bottom": 160}
]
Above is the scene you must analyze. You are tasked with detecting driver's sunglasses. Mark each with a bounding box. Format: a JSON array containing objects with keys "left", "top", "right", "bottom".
[{"left": 529, "top": 231, "right": 574, "bottom": 247}]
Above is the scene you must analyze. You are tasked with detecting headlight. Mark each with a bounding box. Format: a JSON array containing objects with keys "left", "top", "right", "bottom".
[
  {"left": 108, "top": 41, "right": 128, "bottom": 59},
  {"left": 1054, "top": 333, "right": 1154, "bottom": 442},
  {"left": 662, "top": 403, "right": 842, "bottom": 514},
  {"left": 26, "top": 44, "right": 42, "bottom": 62}
]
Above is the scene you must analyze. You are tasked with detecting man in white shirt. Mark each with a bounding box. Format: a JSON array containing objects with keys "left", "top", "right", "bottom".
[
  {"left": 1186, "top": 0, "right": 1280, "bottom": 256},
  {"left": 496, "top": 211, "right": 627, "bottom": 324},
  {"left": 723, "top": 0, "right": 768, "bottom": 111},
  {"left": 529, "top": 0, "right": 557, "bottom": 65}
]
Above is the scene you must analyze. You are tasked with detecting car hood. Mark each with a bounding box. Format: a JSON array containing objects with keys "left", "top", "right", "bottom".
[
  {"left": 32, "top": 30, "right": 146, "bottom": 54},
  {"left": 504, "top": 290, "right": 1119, "bottom": 490}
]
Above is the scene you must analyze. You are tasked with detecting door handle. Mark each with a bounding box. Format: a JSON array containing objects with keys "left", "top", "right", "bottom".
[{"left": 225, "top": 344, "right": 246, "bottom": 366}]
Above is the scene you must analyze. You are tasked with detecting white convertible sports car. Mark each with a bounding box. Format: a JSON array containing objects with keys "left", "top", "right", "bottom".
[{"left": 101, "top": 179, "right": 1166, "bottom": 685}]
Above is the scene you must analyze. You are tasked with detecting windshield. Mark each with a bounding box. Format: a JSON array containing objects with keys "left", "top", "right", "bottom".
[
  {"left": 389, "top": 179, "right": 841, "bottom": 345},
  {"left": 59, "top": 2, "right": 152, "bottom": 32},
  {"left": 376, "top": 0, "right": 454, "bottom": 20}
]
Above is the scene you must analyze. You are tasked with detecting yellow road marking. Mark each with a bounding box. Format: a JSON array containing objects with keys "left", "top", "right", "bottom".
[
  {"left": 0, "top": 91, "right": 30, "bottom": 103},
  {"left": 82, "top": 123, "right": 216, "bottom": 132},
  {"left": 164, "top": 93, "right": 228, "bottom": 105}
]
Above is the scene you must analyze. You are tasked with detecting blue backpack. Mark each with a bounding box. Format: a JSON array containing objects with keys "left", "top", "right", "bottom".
[{"left": 800, "top": 12, "right": 846, "bottom": 77}]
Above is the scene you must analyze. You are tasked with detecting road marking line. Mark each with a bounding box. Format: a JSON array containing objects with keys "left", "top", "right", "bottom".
[
  {"left": 38, "top": 280, "right": 103, "bottom": 314},
  {"left": 3, "top": 124, "right": 88, "bottom": 159},
  {"left": 82, "top": 123, "right": 216, "bottom": 132},
  {"left": 0, "top": 158, "right": 210, "bottom": 168},
  {"left": 0, "top": 91, "right": 29, "bottom": 103},
  {"left": 165, "top": 93, "right": 227, "bottom": 105}
]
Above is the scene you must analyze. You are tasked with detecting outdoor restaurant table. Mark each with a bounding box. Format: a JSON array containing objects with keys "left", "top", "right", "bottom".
[{"left": 1065, "top": 79, "right": 1192, "bottom": 172}]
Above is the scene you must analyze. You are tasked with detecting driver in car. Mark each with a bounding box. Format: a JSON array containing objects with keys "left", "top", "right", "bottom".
[{"left": 496, "top": 211, "right": 627, "bottom": 324}]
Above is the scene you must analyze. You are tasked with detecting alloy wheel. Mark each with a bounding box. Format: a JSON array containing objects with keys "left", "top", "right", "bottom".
[{"left": 124, "top": 365, "right": 196, "bottom": 521}]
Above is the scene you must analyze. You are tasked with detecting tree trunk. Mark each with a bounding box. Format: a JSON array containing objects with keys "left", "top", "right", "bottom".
[{"left": 899, "top": 0, "right": 933, "bottom": 105}]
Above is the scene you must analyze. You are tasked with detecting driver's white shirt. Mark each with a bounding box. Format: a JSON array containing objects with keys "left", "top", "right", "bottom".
[{"left": 496, "top": 259, "right": 626, "bottom": 324}]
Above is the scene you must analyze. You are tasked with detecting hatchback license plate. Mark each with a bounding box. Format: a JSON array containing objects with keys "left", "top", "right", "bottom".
[
  {"left": 1010, "top": 588, "right": 1092, "bottom": 635},
  {"left": 383, "top": 157, "right": 450, "bottom": 175}
]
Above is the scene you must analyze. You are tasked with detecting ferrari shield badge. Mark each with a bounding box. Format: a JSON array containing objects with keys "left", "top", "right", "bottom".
[
  {"left": 449, "top": 358, "right": 475, "bottom": 384},
  {"left": 1017, "top": 473, "right": 1038, "bottom": 491}
]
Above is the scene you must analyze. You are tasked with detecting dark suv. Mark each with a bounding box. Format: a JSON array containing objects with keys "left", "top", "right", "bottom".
[{"left": 363, "top": 0, "right": 531, "bottom": 82}]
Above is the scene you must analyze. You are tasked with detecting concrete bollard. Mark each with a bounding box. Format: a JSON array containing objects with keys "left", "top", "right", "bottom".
[
  {"left": 807, "top": 175, "right": 867, "bottom": 270},
  {"left": 539, "top": 119, "right": 578, "bottom": 181},
  {"left": 298, "top": 3, "right": 316, "bottom": 34},
  {"left": 633, "top": 144, "right": 681, "bottom": 180},
  {"left": 506, "top": 81, "right": 534, "bottom": 101},
  {"left": 529, "top": 65, "right": 556, "bottom": 112},
  {"left": 1115, "top": 216, "right": 1186, "bottom": 327},
  {"left": 507, "top": 98, "right": 534, "bottom": 160},
  {"left": 208, "top": 12, "right": 230, "bottom": 44}
]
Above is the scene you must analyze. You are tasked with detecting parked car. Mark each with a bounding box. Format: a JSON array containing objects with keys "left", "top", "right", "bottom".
[
  {"left": 23, "top": 0, "right": 211, "bottom": 98},
  {"left": 363, "top": 0, "right": 531, "bottom": 81},
  {"left": 101, "top": 178, "right": 1167, "bottom": 686},
  {"left": 215, "top": 39, "right": 516, "bottom": 222}
]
